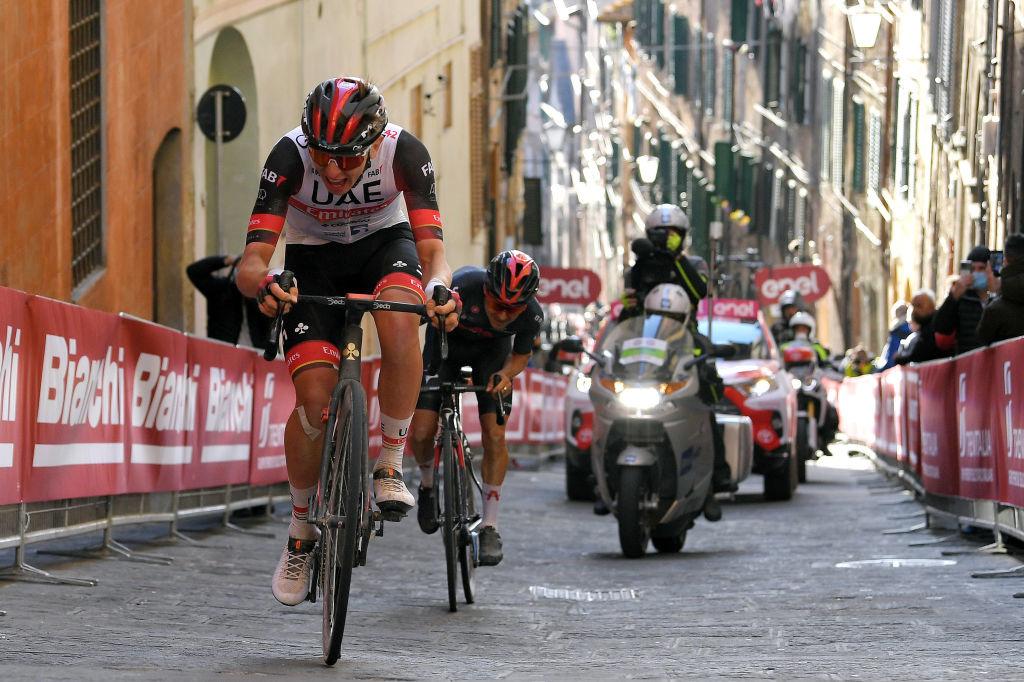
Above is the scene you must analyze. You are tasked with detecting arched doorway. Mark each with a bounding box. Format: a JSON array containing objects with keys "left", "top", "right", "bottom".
[
  {"left": 153, "top": 128, "right": 184, "bottom": 329},
  {"left": 206, "top": 27, "right": 259, "bottom": 256}
]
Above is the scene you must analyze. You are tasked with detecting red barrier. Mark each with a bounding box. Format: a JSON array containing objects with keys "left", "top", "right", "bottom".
[
  {"left": 25, "top": 296, "right": 128, "bottom": 502},
  {"left": 903, "top": 366, "right": 922, "bottom": 478},
  {"left": 954, "top": 350, "right": 998, "bottom": 500},
  {"left": 0, "top": 288, "right": 29, "bottom": 504},
  {"left": 122, "top": 316, "right": 189, "bottom": 493},
  {"left": 992, "top": 342, "right": 1024, "bottom": 507},
  {"left": 250, "top": 352, "right": 293, "bottom": 485},
  {"left": 182, "top": 336, "right": 254, "bottom": 489},
  {"left": 917, "top": 360, "right": 959, "bottom": 496}
]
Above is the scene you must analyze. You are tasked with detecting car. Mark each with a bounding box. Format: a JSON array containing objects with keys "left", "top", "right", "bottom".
[{"left": 696, "top": 299, "right": 799, "bottom": 501}]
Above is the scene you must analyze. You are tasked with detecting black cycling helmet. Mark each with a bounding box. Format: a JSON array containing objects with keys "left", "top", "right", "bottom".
[
  {"left": 486, "top": 250, "right": 541, "bottom": 306},
  {"left": 301, "top": 77, "right": 388, "bottom": 154}
]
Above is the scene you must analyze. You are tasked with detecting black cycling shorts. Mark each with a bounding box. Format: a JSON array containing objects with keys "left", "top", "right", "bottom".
[
  {"left": 281, "top": 224, "right": 423, "bottom": 375},
  {"left": 416, "top": 328, "right": 514, "bottom": 418}
]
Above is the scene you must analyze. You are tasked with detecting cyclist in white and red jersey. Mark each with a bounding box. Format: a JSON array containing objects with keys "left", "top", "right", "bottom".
[{"left": 236, "top": 77, "right": 457, "bottom": 606}]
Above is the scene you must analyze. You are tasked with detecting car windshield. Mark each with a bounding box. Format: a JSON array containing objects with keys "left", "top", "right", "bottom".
[
  {"left": 596, "top": 315, "right": 694, "bottom": 382},
  {"left": 696, "top": 318, "right": 771, "bottom": 361}
]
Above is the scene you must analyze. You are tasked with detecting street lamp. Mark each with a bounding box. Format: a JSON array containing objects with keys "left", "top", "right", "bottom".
[
  {"left": 635, "top": 154, "right": 660, "bottom": 183},
  {"left": 846, "top": 1, "right": 882, "bottom": 49}
]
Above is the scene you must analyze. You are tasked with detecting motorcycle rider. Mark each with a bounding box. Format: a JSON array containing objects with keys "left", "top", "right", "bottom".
[
  {"left": 781, "top": 312, "right": 839, "bottom": 449},
  {"left": 618, "top": 204, "right": 735, "bottom": 520},
  {"left": 770, "top": 290, "right": 801, "bottom": 346}
]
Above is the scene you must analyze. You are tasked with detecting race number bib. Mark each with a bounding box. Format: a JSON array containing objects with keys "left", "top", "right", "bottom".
[{"left": 619, "top": 337, "right": 668, "bottom": 366}]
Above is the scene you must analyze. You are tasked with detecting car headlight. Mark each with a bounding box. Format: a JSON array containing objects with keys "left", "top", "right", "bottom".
[
  {"left": 617, "top": 387, "right": 662, "bottom": 410},
  {"left": 575, "top": 373, "right": 592, "bottom": 393}
]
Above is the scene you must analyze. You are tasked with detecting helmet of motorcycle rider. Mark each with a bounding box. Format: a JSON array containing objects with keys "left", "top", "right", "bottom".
[
  {"left": 788, "top": 311, "right": 816, "bottom": 338},
  {"left": 778, "top": 289, "right": 799, "bottom": 310},
  {"left": 644, "top": 204, "right": 690, "bottom": 256},
  {"left": 643, "top": 283, "right": 692, "bottom": 323}
]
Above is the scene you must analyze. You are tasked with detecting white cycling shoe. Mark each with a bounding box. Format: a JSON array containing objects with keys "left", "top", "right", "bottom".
[
  {"left": 373, "top": 466, "right": 415, "bottom": 516},
  {"left": 272, "top": 535, "right": 317, "bottom": 606}
]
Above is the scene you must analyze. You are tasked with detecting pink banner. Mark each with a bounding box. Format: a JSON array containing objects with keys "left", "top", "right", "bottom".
[
  {"left": 992, "top": 342, "right": 1024, "bottom": 507},
  {"left": 837, "top": 375, "right": 878, "bottom": 447},
  {"left": 954, "top": 351, "right": 998, "bottom": 500},
  {"left": 918, "top": 360, "right": 959, "bottom": 496},
  {"left": 250, "top": 356, "right": 293, "bottom": 485},
  {"left": 0, "top": 288, "right": 30, "bottom": 504},
  {"left": 183, "top": 336, "right": 254, "bottom": 489},
  {"left": 24, "top": 297, "right": 127, "bottom": 502},
  {"left": 122, "top": 317, "right": 189, "bottom": 493}
]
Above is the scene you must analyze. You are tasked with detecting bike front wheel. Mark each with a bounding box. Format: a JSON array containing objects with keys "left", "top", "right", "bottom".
[
  {"left": 322, "top": 381, "right": 368, "bottom": 666},
  {"left": 441, "top": 432, "right": 459, "bottom": 612},
  {"left": 458, "top": 437, "right": 477, "bottom": 604}
]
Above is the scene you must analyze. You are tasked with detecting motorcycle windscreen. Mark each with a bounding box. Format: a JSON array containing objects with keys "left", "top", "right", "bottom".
[{"left": 597, "top": 315, "right": 694, "bottom": 382}]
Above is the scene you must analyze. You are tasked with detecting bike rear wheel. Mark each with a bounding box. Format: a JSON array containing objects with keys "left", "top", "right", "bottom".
[
  {"left": 458, "top": 437, "right": 477, "bottom": 604},
  {"left": 441, "top": 432, "right": 459, "bottom": 612},
  {"left": 322, "top": 381, "right": 367, "bottom": 666}
]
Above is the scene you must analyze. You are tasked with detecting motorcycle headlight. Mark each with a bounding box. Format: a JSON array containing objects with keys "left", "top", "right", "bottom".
[
  {"left": 791, "top": 378, "right": 802, "bottom": 390},
  {"left": 742, "top": 376, "right": 778, "bottom": 398},
  {"left": 575, "top": 373, "right": 592, "bottom": 393},
  {"left": 617, "top": 387, "right": 662, "bottom": 410}
]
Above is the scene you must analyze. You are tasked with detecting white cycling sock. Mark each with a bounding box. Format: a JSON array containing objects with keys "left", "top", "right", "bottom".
[
  {"left": 482, "top": 483, "right": 502, "bottom": 528},
  {"left": 375, "top": 413, "right": 412, "bottom": 473},
  {"left": 419, "top": 463, "right": 434, "bottom": 489},
  {"left": 289, "top": 484, "right": 317, "bottom": 539}
]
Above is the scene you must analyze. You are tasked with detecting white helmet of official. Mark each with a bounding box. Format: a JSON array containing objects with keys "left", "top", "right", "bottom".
[
  {"left": 788, "top": 311, "right": 816, "bottom": 337},
  {"left": 644, "top": 283, "right": 692, "bottom": 322}
]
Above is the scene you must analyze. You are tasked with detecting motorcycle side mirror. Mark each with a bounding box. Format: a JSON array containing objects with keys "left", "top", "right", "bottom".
[
  {"left": 712, "top": 343, "right": 738, "bottom": 359},
  {"left": 557, "top": 336, "right": 585, "bottom": 354}
]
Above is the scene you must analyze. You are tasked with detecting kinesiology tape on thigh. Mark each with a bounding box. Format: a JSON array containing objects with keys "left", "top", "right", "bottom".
[{"left": 295, "top": 405, "right": 322, "bottom": 441}]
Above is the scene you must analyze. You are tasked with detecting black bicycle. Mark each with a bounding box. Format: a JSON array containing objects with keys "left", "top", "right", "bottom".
[
  {"left": 419, "top": 370, "right": 505, "bottom": 612},
  {"left": 263, "top": 273, "right": 448, "bottom": 666}
]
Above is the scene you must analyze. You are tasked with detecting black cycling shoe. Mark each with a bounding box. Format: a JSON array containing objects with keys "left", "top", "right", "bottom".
[
  {"left": 477, "top": 526, "right": 503, "bottom": 566},
  {"left": 417, "top": 486, "right": 439, "bottom": 535},
  {"left": 593, "top": 497, "right": 610, "bottom": 516},
  {"left": 712, "top": 473, "right": 739, "bottom": 494},
  {"left": 703, "top": 494, "right": 723, "bottom": 522}
]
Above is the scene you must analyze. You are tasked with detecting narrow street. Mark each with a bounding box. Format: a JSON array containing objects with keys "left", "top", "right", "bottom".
[{"left": 1, "top": 449, "right": 1021, "bottom": 679}]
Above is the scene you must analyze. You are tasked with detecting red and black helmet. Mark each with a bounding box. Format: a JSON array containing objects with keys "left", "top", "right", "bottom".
[
  {"left": 300, "top": 77, "right": 388, "bottom": 154},
  {"left": 486, "top": 250, "right": 541, "bottom": 306}
]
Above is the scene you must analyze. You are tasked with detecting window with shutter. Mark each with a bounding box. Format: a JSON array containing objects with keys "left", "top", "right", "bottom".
[
  {"left": 867, "top": 109, "right": 882, "bottom": 194},
  {"left": 852, "top": 99, "right": 866, "bottom": 194},
  {"left": 765, "top": 26, "right": 782, "bottom": 108},
  {"left": 673, "top": 15, "right": 691, "bottom": 96},
  {"left": 819, "top": 71, "right": 832, "bottom": 182},
  {"left": 654, "top": 1, "right": 666, "bottom": 70},
  {"left": 731, "top": 0, "right": 749, "bottom": 43},
  {"left": 790, "top": 41, "right": 808, "bottom": 123},
  {"left": 723, "top": 48, "right": 734, "bottom": 125},
  {"left": 830, "top": 77, "right": 845, "bottom": 195},
  {"left": 703, "top": 33, "right": 717, "bottom": 116}
]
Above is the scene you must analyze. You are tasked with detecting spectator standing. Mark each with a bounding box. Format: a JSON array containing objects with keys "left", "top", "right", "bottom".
[
  {"left": 978, "top": 234, "right": 1024, "bottom": 345},
  {"left": 894, "top": 288, "right": 951, "bottom": 365},
  {"left": 878, "top": 301, "right": 910, "bottom": 370},
  {"left": 933, "top": 245, "right": 995, "bottom": 355},
  {"left": 186, "top": 254, "right": 270, "bottom": 348}
]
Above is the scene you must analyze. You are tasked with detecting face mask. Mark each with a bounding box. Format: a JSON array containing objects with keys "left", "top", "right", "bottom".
[
  {"left": 794, "top": 331, "right": 809, "bottom": 340},
  {"left": 972, "top": 271, "right": 988, "bottom": 290}
]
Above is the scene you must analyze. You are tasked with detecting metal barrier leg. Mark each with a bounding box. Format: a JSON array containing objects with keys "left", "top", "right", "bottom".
[
  {"left": 0, "top": 504, "right": 97, "bottom": 586},
  {"left": 222, "top": 485, "right": 274, "bottom": 538},
  {"left": 888, "top": 510, "right": 927, "bottom": 520},
  {"left": 38, "top": 497, "right": 173, "bottom": 565},
  {"left": 971, "top": 564, "right": 1024, "bottom": 579},
  {"left": 165, "top": 491, "right": 210, "bottom": 547},
  {"left": 882, "top": 522, "right": 928, "bottom": 535},
  {"left": 942, "top": 502, "right": 1008, "bottom": 557}
]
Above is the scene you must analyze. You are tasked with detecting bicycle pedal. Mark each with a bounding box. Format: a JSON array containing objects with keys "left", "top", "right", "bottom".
[{"left": 378, "top": 509, "right": 406, "bottom": 523}]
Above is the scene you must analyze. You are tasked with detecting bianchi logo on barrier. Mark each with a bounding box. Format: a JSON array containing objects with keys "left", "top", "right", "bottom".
[
  {"left": 256, "top": 373, "right": 285, "bottom": 449},
  {"left": 0, "top": 324, "right": 22, "bottom": 422},
  {"left": 131, "top": 352, "right": 199, "bottom": 432},
  {"left": 36, "top": 334, "right": 125, "bottom": 427},
  {"left": 204, "top": 367, "right": 254, "bottom": 434}
]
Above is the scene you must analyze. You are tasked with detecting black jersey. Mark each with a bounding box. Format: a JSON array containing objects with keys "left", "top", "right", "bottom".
[{"left": 449, "top": 266, "right": 544, "bottom": 355}]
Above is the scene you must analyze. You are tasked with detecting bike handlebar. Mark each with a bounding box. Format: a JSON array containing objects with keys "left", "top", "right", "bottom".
[
  {"left": 419, "top": 374, "right": 507, "bottom": 426},
  {"left": 263, "top": 271, "right": 295, "bottom": 361}
]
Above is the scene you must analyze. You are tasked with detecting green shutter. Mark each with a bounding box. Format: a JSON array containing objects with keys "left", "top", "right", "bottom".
[
  {"left": 714, "top": 141, "right": 736, "bottom": 204},
  {"left": 738, "top": 153, "right": 755, "bottom": 213},
  {"left": 703, "top": 33, "right": 716, "bottom": 116},
  {"left": 765, "top": 27, "right": 782, "bottom": 108},
  {"left": 731, "top": 0, "right": 749, "bottom": 43},
  {"left": 659, "top": 134, "right": 673, "bottom": 202},
  {"left": 690, "top": 180, "right": 710, "bottom": 261},
  {"left": 673, "top": 15, "right": 691, "bottom": 96},
  {"left": 852, "top": 99, "right": 866, "bottom": 193},
  {"left": 791, "top": 41, "right": 807, "bottom": 123},
  {"left": 654, "top": 1, "right": 666, "bottom": 70}
]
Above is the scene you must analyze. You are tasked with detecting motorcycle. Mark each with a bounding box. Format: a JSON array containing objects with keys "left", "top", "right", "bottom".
[
  {"left": 586, "top": 314, "right": 748, "bottom": 558},
  {"left": 781, "top": 342, "right": 832, "bottom": 482}
]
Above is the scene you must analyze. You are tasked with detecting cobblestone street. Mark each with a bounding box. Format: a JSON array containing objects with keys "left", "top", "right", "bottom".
[{"left": 1, "top": 449, "right": 1022, "bottom": 680}]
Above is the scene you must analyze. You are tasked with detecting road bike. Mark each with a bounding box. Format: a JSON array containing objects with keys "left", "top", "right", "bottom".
[
  {"left": 418, "top": 369, "right": 505, "bottom": 612},
  {"left": 264, "top": 274, "right": 447, "bottom": 666}
]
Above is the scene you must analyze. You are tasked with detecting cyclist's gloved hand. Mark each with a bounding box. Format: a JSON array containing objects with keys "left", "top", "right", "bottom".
[
  {"left": 487, "top": 371, "right": 513, "bottom": 397},
  {"left": 425, "top": 280, "right": 459, "bottom": 332},
  {"left": 258, "top": 270, "right": 298, "bottom": 317}
]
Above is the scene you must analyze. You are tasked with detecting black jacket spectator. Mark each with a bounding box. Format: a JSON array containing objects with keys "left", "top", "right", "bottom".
[
  {"left": 933, "top": 245, "right": 993, "bottom": 355},
  {"left": 894, "top": 315, "right": 950, "bottom": 365},
  {"left": 186, "top": 255, "right": 270, "bottom": 348},
  {"left": 978, "top": 239, "right": 1024, "bottom": 345}
]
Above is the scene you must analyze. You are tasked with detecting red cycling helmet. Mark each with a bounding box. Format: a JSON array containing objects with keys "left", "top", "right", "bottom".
[
  {"left": 486, "top": 250, "right": 540, "bottom": 306},
  {"left": 301, "top": 77, "right": 388, "bottom": 154}
]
